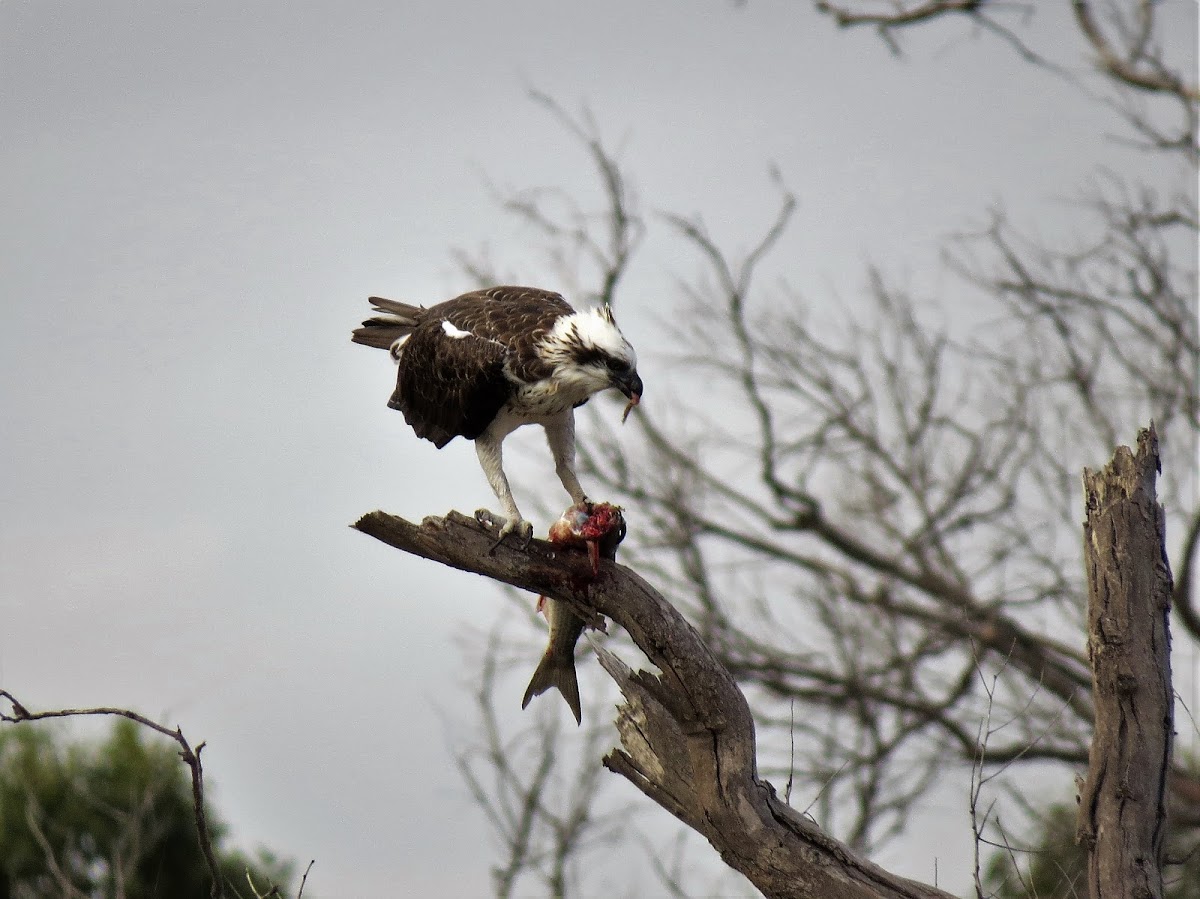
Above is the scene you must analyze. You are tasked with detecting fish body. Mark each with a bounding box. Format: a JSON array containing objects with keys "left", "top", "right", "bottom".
[
  {"left": 521, "top": 596, "right": 586, "bottom": 724},
  {"left": 521, "top": 502, "right": 625, "bottom": 723}
]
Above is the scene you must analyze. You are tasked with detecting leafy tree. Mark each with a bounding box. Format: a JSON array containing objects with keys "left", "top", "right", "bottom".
[
  {"left": 0, "top": 720, "right": 293, "bottom": 899},
  {"left": 985, "top": 761, "right": 1200, "bottom": 899}
]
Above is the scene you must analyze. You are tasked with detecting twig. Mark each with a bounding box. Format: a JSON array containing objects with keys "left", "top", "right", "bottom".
[
  {"left": 0, "top": 690, "right": 226, "bottom": 899},
  {"left": 296, "top": 860, "right": 315, "bottom": 898}
]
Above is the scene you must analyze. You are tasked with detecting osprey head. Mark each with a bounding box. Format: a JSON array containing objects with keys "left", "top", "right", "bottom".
[{"left": 543, "top": 304, "right": 643, "bottom": 408}]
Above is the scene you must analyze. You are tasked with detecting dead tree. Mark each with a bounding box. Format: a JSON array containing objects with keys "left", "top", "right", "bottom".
[
  {"left": 355, "top": 424, "right": 1177, "bottom": 897},
  {"left": 1077, "top": 426, "right": 1174, "bottom": 898},
  {"left": 440, "top": 1, "right": 1196, "bottom": 889}
]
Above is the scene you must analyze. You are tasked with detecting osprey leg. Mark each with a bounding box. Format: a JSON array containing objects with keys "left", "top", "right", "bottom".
[
  {"left": 543, "top": 412, "right": 589, "bottom": 505},
  {"left": 474, "top": 433, "right": 534, "bottom": 546}
]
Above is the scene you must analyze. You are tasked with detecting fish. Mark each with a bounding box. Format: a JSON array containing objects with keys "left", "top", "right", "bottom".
[
  {"left": 522, "top": 593, "right": 587, "bottom": 724},
  {"left": 521, "top": 502, "right": 625, "bottom": 724}
]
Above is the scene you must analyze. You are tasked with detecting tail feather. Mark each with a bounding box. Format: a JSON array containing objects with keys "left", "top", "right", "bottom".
[
  {"left": 350, "top": 297, "right": 424, "bottom": 350},
  {"left": 367, "top": 296, "right": 423, "bottom": 321},
  {"left": 350, "top": 318, "right": 411, "bottom": 350},
  {"left": 521, "top": 653, "right": 582, "bottom": 725}
]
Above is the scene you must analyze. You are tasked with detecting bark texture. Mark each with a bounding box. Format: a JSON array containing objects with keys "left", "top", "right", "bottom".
[
  {"left": 1077, "top": 426, "right": 1174, "bottom": 899},
  {"left": 354, "top": 509, "right": 952, "bottom": 899}
]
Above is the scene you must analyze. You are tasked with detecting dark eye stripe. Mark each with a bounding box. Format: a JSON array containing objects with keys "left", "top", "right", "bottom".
[
  {"left": 570, "top": 343, "right": 630, "bottom": 372},
  {"left": 572, "top": 346, "right": 606, "bottom": 366}
]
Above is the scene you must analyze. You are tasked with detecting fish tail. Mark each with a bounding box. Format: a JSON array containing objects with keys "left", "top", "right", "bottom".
[{"left": 521, "top": 652, "right": 582, "bottom": 725}]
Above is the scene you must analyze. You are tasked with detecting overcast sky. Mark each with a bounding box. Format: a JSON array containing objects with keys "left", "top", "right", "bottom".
[{"left": 2, "top": 1, "right": 1196, "bottom": 895}]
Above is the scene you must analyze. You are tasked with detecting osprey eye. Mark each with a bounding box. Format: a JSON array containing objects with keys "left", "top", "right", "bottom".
[{"left": 605, "top": 358, "right": 628, "bottom": 373}]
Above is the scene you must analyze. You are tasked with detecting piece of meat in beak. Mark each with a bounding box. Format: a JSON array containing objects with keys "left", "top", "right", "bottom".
[{"left": 614, "top": 371, "right": 642, "bottom": 424}]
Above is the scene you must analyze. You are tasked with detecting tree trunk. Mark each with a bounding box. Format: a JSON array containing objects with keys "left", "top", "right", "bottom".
[{"left": 1077, "top": 425, "right": 1174, "bottom": 899}]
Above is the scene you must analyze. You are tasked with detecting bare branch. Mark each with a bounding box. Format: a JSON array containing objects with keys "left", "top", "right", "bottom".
[
  {"left": 815, "top": 0, "right": 984, "bottom": 31},
  {"left": 451, "top": 10, "right": 1199, "bottom": 867},
  {"left": 297, "top": 861, "right": 315, "bottom": 899},
  {"left": 1173, "top": 506, "right": 1200, "bottom": 640},
  {"left": 814, "top": 1, "right": 1055, "bottom": 66},
  {"left": 1072, "top": 0, "right": 1200, "bottom": 101},
  {"left": 816, "top": 1, "right": 1198, "bottom": 152},
  {"left": 0, "top": 693, "right": 226, "bottom": 899},
  {"left": 451, "top": 621, "right": 629, "bottom": 897},
  {"left": 457, "top": 91, "right": 644, "bottom": 308}
]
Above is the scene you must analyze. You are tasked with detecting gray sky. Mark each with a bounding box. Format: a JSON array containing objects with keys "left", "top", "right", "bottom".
[{"left": 2, "top": 1, "right": 1195, "bottom": 894}]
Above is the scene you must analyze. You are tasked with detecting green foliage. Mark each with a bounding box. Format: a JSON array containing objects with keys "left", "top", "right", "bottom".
[
  {"left": 985, "top": 785, "right": 1200, "bottom": 899},
  {"left": 984, "top": 802, "right": 1085, "bottom": 899},
  {"left": 0, "top": 719, "right": 293, "bottom": 899}
]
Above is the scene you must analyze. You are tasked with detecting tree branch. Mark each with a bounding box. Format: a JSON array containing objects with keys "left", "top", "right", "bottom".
[
  {"left": 0, "top": 694, "right": 226, "bottom": 899},
  {"left": 815, "top": 0, "right": 982, "bottom": 30},
  {"left": 1172, "top": 505, "right": 1200, "bottom": 640},
  {"left": 1071, "top": 0, "right": 1200, "bottom": 101},
  {"left": 353, "top": 509, "right": 953, "bottom": 898}
]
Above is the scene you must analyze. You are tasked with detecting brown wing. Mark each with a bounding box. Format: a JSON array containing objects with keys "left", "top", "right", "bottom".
[
  {"left": 437, "top": 286, "right": 574, "bottom": 381},
  {"left": 391, "top": 324, "right": 510, "bottom": 448},
  {"left": 388, "top": 286, "right": 575, "bottom": 447}
]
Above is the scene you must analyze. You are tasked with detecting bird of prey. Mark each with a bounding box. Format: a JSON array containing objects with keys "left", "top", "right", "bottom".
[{"left": 351, "top": 286, "right": 643, "bottom": 543}]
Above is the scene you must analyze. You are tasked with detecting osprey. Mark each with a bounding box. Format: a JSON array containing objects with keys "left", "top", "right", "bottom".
[{"left": 352, "top": 286, "right": 642, "bottom": 543}]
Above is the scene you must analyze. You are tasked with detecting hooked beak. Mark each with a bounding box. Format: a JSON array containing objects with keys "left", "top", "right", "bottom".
[{"left": 614, "top": 371, "right": 643, "bottom": 403}]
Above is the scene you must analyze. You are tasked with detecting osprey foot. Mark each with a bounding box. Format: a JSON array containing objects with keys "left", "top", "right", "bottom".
[
  {"left": 494, "top": 517, "right": 534, "bottom": 552},
  {"left": 475, "top": 509, "right": 534, "bottom": 552}
]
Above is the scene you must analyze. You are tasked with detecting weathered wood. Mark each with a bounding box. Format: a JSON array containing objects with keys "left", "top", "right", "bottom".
[
  {"left": 1077, "top": 425, "right": 1174, "bottom": 899},
  {"left": 353, "top": 509, "right": 953, "bottom": 899}
]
